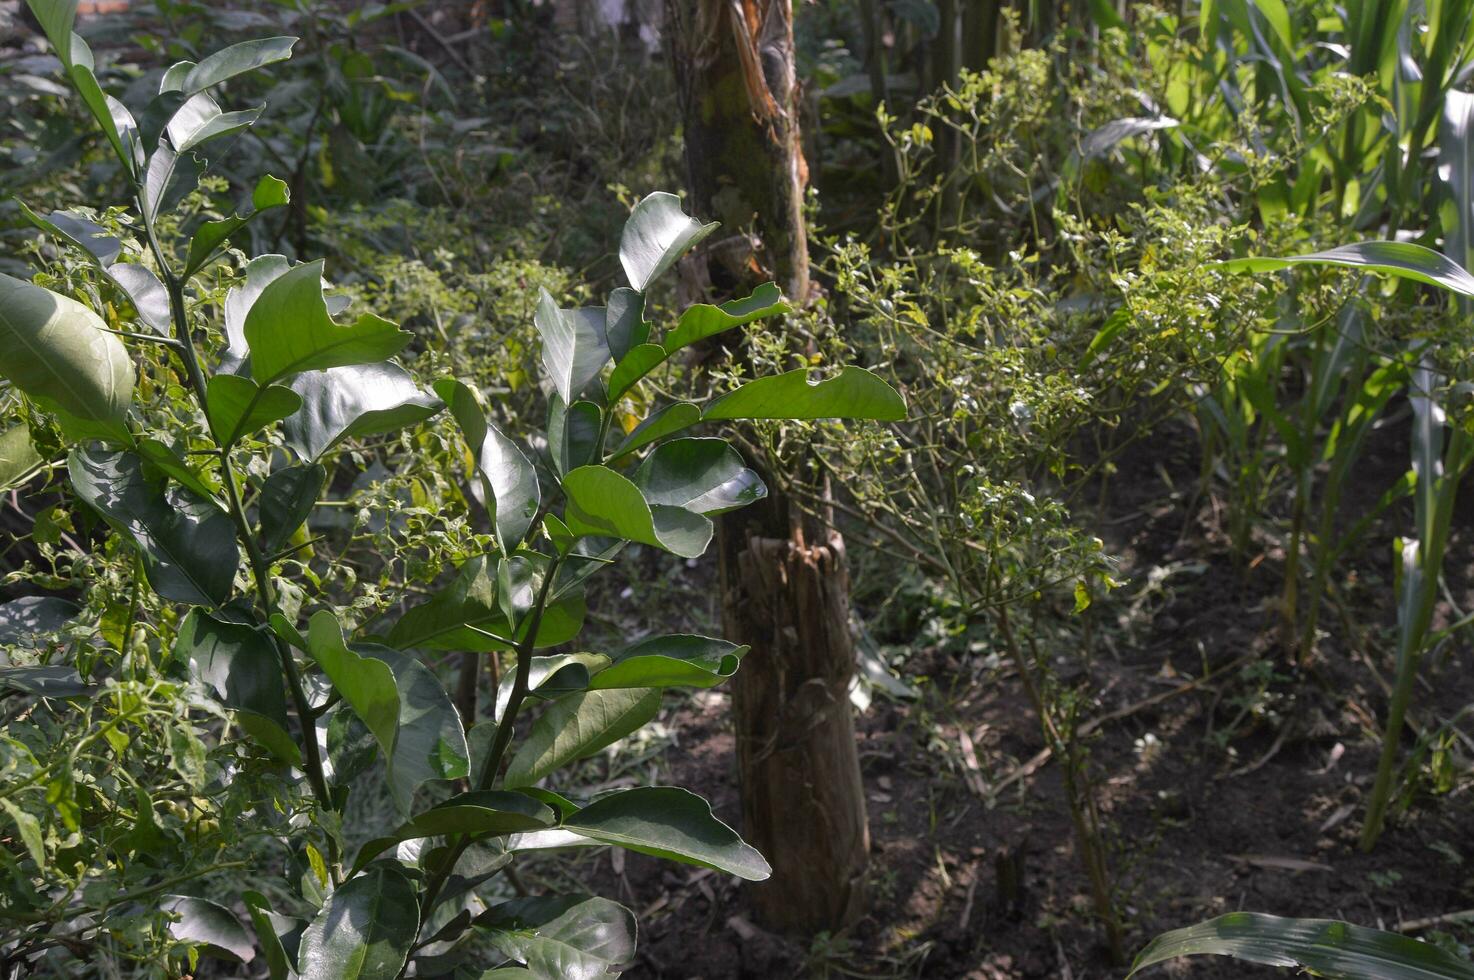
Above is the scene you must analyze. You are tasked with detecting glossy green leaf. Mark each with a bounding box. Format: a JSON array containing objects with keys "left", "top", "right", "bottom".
[
  {"left": 298, "top": 865, "right": 418, "bottom": 980},
  {"left": 0, "top": 666, "right": 93, "bottom": 698},
  {"left": 181, "top": 37, "right": 298, "bottom": 95},
  {"left": 633, "top": 437, "right": 765, "bottom": 515},
  {"left": 608, "top": 403, "right": 702, "bottom": 460},
  {"left": 163, "top": 895, "right": 255, "bottom": 962},
  {"left": 242, "top": 890, "right": 302, "bottom": 980},
  {"left": 1129, "top": 912, "right": 1474, "bottom": 978},
  {"left": 260, "top": 463, "right": 325, "bottom": 556},
  {"left": 168, "top": 94, "right": 262, "bottom": 153},
  {"left": 69, "top": 61, "right": 139, "bottom": 176},
  {"left": 619, "top": 191, "right": 718, "bottom": 292},
  {"left": 221, "top": 253, "right": 291, "bottom": 372},
  {"left": 502, "top": 688, "right": 661, "bottom": 788},
  {"left": 351, "top": 791, "right": 554, "bottom": 874},
  {"left": 142, "top": 143, "right": 203, "bottom": 222},
  {"left": 135, "top": 437, "right": 218, "bottom": 502},
  {"left": 535, "top": 289, "right": 609, "bottom": 405},
  {"left": 479, "top": 895, "right": 637, "bottom": 980},
  {"left": 305, "top": 612, "right": 400, "bottom": 774},
  {"left": 563, "top": 787, "right": 770, "bottom": 880},
  {"left": 604, "top": 287, "right": 647, "bottom": 361},
  {"left": 0, "top": 425, "right": 44, "bottom": 492},
  {"left": 703, "top": 366, "right": 907, "bottom": 421},
  {"left": 606, "top": 343, "right": 668, "bottom": 402},
  {"left": 435, "top": 379, "right": 540, "bottom": 553},
  {"left": 107, "top": 264, "right": 171, "bottom": 334},
  {"left": 68, "top": 449, "right": 239, "bottom": 606},
  {"left": 588, "top": 635, "right": 746, "bottom": 690},
  {"left": 244, "top": 261, "right": 411, "bottom": 384},
  {"left": 548, "top": 394, "right": 601, "bottom": 477},
  {"left": 23, "top": 1, "right": 79, "bottom": 68},
  {"left": 562, "top": 465, "right": 713, "bottom": 558},
  {"left": 663, "top": 282, "right": 788, "bottom": 353},
  {"left": 173, "top": 610, "right": 295, "bottom": 761},
  {"left": 184, "top": 174, "right": 290, "bottom": 276},
  {"left": 0, "top": 596, "right": 81, "bottom": 645},
  {"left": 205, "top": 374, "right": 302, "bottom": 445},
  {"left": 495, "top": 653, "right": 609, "bottom": 717},
  {"left": 385, "top": 555, "right": 585, "bottom": 653},
  {"left": 283, "top": 362, "right": 440, "bottom": 461},
  {"left": 1220, "top": 242, "right": 1474, "bottom": 297},
  {"left": 14, "top": 202, "right": 121, "bottom": 266},
  {"left": 0, "top": 273, "right": 134, "bottom": 440}
]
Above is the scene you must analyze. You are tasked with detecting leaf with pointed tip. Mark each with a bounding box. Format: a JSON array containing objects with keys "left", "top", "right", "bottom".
[
  {"left": 0, "top": 666, "right": 93, "bottom": 698},
  {"left": 283, "top": 361, "right": 440, "bottom": 461},
  {"left": 23, "top": 1, "right": 79, "bottom": 68},
  {"left": 535, "top": 289, "right": 609, "bottom": 404},
  {"left": 0, "top": 596, "right": 81, "bottom": 645},
  {"left": 167, "top": 90, "right": 263, "bottom": 152},
  {"left": 245, "top": 261, "right": 411, "bottom": 384},
  {"left": 605, "top": 288, "right": 647, "bottom": 361},
  {"left": 221, "top": 253, "right": 291, "bottom": 373},
  {"left": 182, "top": 37, "right": 298, "bottom": 95},
  {"left": 142, "top": 143, "right": 203, "bottom": 222},
  {"left": 385, "top": 556, "right": 585, "bottom": 653},
  {"left": 135, "top": 437, "right": 219, "bottom": 502},
  {"left": 69, "top": 63, "right": 139, "bottom": 176},
  {"left": 1220, "top": 242, "right": 1474, "bottom": 297},
  {"left": 163, "top": 895, "right": 255, "bottom": 963},
  {"left": 435, "top": 379, "right": 539, "bottom": 553},
  {"left": 479, "top": 896, "right": 637, "bottom": 980},
  {"left": 0, "top": 274, "right": 134, "bottom": 441},
  {"left": 664, "top": 282, "right": 788, "bottom": 353},
  {"left": 107, "top": 264, "right": 170, "bottom": 334},
  {"left": 14, "top": 202, "right": 120, "bottom": 266},
  {"left": 609, "top": 403, "right": 701, "bottom": 460},
  {"left": 260, "top": 463, "right": 325, "bottom": 556},
  {"left": 305, "top": 611, "right": 399, "bottom": 772},
  {"left": 503, "top": 688, "right": 661, "bottom": 788},
  {"left": 495, "top": 653, "right": 608, "bottom": 718},
  {"left": 1128, "top": 912, "right": 1474, "bottom": 978},
  {"left": 562, "top": 465, "right": 713, "bottom": 558},
  {"left": 173, "top": 610, "right": 296, "bottom": 763},
  {"left": 206, "top": 374, "right": 302, "bottom": 445},
  {"left": 606, "top": 344, "right": 668, "bottom": 403},
  {"left": 298, "top": 865, "right": 418, "bottom": 980},
  {"left": 242, "top": 891, "right": 301, "bottom": 980},
  {"left": 351, "top": 791, "right": 554, "bottom": 874},
  {"left": 565, "top": 786, "right": 769, "bottom": 880},
  {"left": 185, "top": 175, "right": 290, "bottom": 276},
  {"left": 619, "top": 192, "right": 718, "bottom": 292},
  {"left": 589, "top": 635, "right": 746, "bottom": 690},
  {"left": 548, "top": 394, "right": 601, "bottom": 477},
  {"left": 704, "top": 366, "right": 906, "bottom": 421},
  {"left": 68, "top": 448, "right": 239, "bottom": 606},
  {"left": 633, "top": 438, "right": 765, "bottom": 515}
]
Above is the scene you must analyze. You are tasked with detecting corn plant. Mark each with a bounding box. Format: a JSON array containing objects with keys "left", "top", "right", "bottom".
[{"left": 0, "top": 3, "right": 904, "bottom": 971}]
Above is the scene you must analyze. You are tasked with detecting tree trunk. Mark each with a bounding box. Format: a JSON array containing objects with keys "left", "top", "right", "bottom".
[{"left": 667, "top": 0, "right": 870, "bottom": 933}]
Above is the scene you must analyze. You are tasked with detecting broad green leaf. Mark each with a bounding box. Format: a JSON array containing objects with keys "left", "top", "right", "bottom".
[
  {"left": 135, "top": 437, "right": 218, "bottom": 502},
  {"left": 663, "top": 282, "right": 788, "bottom": 353},
  {"left": 107, "top": 264, "right": 170, "bottom": 334},
  {"left": 14, "top": 203, "right": 121, "bottom": 266},
  {"left": 283, "top": 362, "right": 441, "bottom": 461},
  {"left": 298, "top": 865, "right": 418, "bottom": 980},
  {"left": 1220, "top": 242, "right": 1474, "bottom": 297},
  {"left": 162, "top": 895, "right": 255, "bottom": 962},
  {"left": 1129, "top": 912, "right": 1474, "bottom": 978},
  {"left": 1441, "top": 91, "right": 1474, "bottom": 284},
  {"left": 480, "top": 895, "right": 636, "bottom": 980},
  {"left": 548, "top": 394, "right": 601, "bottom": 477},
  {"left": 244, "top": 261, "right": 411, "bottom": 384},
  {"left": 535, "top": 289, "right": 609, "bottom": 404},
  {"left": 69, "top": 62, "right": 140, "bottom": 176},
  {"left": 604, "top": 287, "right": 647, "bottom": 361},
  {"left": 0, "top": 596, "right": 81, "bottom": 645},
  {"left": 23, "top": 0, "right": 79, "bottom": 68},
  {"left": 703, "top": 366, "right": 907, "bottom": 421},
  {"left": 633, "top": 437, "right": 765, "bottom": 515},
  {"left": 0, "top": 425, "right": 44, "bottom": 492},
  {"left": 0, "top": 665, "right": 93, "bottom": 698},
  {"left": 351, "top": 791, "right": 554, "bottom": 874},
  {"left": 619, "top": 192, "right": 718, "bottom": 292},
  {"left": 142, "top": 143, "right": 203, "bottom": 222},
  {"left": 68, "top": 449, "right": 239, "bottom": 606},
  {"left": 205, "top": 374, "right": 302, "bottom": 445},
  {"left": 385, "top": 555, "right": 585, "bottom": 652},
  {"left": 562, "top": 466, "right": 713, "bottom": 558},
  {"left": 260, "top": 463, "right": 325, "bottom": 556},
  {"left": 309, "top": 616, "right": 468, "bottom": 814},
  {"left": 167, "top": 92, "right": 262, "bottom": 152},
  {"left": 0, "top": 274, "right": 134, "bottom": 440},
  {"left": 221, "top": 254, "right": 292, "bottom": 372},
  {"left": 495, "top": 653, "right": 609, "bottom": 717},
  {"left": 185, "top": 174, "right": 290, "bottom": 276},
  {"left": 563, "top": 786, "right": 770, "bottom": 880},
  {"left": 173, "top": 610, "right": 295, "bottom": 762},
  {"left": 435, "top": 379, "right": 539, "bottom": 552},
  {"left": 606, "top": 343, "right": 668, "bottom": 402},
  {"left": 588, "top": 635, "right": 746, "bottom": 690},
  {"left": 502, "top": 688, "right": 662, "bottom": 788},
  {"left": 608, "top": 403, "right": 702, "bottom": 460},
  {"left": 0, "top": 799, "right": 44, "bottom": 867},
  {"left": 242, "top": 891, "right": 302, "bottom": 980},
  {"left": 181, "top": 37, "right": 298, "bottom": 95}
]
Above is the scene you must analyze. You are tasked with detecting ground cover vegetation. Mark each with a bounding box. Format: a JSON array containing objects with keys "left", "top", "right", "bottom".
[{"left": 3, "top": 0, "right": 1474, "bottom": 978}]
